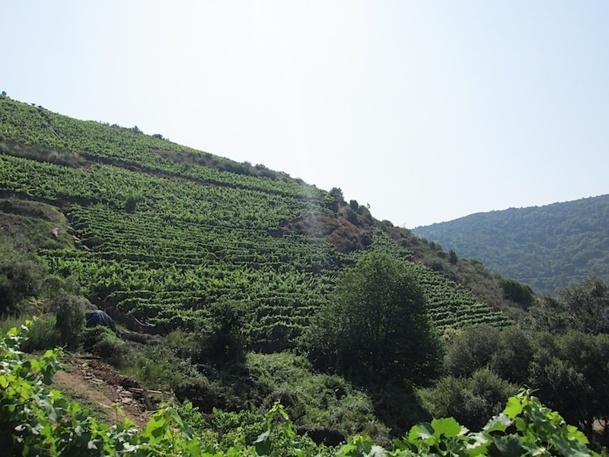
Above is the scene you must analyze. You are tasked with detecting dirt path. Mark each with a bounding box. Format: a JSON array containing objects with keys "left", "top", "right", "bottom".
[{"left": 52, "top": 358, "right": 153, "bottom": 429}]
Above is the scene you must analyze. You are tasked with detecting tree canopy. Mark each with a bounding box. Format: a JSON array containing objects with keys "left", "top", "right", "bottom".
[
  {"left": 527, "top": 275, "right": 609, "bottom": 334},
  {"left": 307, "top": 251, "right": 443, "bottom": 386},
  {"left": 413, "top": 194, "right": 609, "bottom": 292}
]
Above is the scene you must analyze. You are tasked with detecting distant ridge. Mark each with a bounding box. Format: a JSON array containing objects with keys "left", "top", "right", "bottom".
[{"left": 413, "top": 195, "right": 609, "bottom": 292}]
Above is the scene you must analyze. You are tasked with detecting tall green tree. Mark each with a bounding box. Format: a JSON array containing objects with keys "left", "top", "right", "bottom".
[{"left": 307, "top": 252, "right": 442, "bottom": 386}]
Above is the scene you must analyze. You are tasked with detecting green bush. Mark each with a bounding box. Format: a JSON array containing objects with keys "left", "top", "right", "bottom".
[
  {"left": 448, "top": 250, "right": 458, "bottom": 264},
  {"left": 500, "top": 278, "right": 534, "bottom": 308},
  {"left": 174, "top": 376, "right": 233, "bottom": 414},
  {"left": 444, "top": 325, "right": 533, "bottom": 385},
  {"left": 41, "top": 275, "right": 82, "bottom": 300},
  {"left": 193, "top": 301, "right": 246, "bottom": 368},
  {"left": 247, "top": 352, "right": 384, "bottom": 441},
  {"left": 20, "top": 314, "right": 61, "bottom": 353},
  {"left": 306, "top": 251, "right": 443, "bottom": 387},
  {"left": 344, "top": 207, "right": 358, "bottom": 224},
  {"left": 528, "top": 330, "right": 609, "bottom": 439},
  {"left": 82, "top": 326, "right": 126, "bottom": 366},
  {"left": 0, "top": 244, "right": 46, "bottom": 316},
  {"left": 164, "top": 328, "right": 199, "bottom": 359},
  {"left": 488, "top": 326, "right": 533, "bottom": 384},
  {"left": 0, "top": 312, "right": 30, "bottom": 335},
  {"left": 123, "top": 343, "right": 199, "bottom": 390},
  {"left": 0, "top": 313, "right": 61, "bottom": 352},
  {"left": 329, "top": 187, "right": 344, "bottom": 202},
  {"left": 51, "top": 294, "right": 88, "bottom": 350},
  {"left": 419, "top": 368, "right": 519, "bottom": 430},
  {"left": 124, "top": 192, "right": 143, "bottom": 213},
  {"left": 444, "top": 324, "right": 501, "bottom": 378}
]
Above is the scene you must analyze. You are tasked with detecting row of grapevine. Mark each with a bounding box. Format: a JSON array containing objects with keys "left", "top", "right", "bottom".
[
  {"left": 410, "top": 264, "right": 511, "bottom": 329},
  {"left": 367, "top": 231, "right": 510, "bottom": 331},
  {"left": 0, "top": 98, "right": 330, "bottom": 200},
  {"left": 0, "top": 96, "right": 511, "bottom": 345}
]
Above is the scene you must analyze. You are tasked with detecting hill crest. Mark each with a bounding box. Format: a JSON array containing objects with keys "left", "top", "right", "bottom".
[{"left": 414, "top": 194, "right": 609, "bottom": 292}]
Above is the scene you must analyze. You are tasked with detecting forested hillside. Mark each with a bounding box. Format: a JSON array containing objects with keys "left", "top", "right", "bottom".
[
  {"left": 413, "top": 195, "right": 609, "bottom": 292},
  {"left": 3, "top": 95, "right": 609, "bottom": 454}
]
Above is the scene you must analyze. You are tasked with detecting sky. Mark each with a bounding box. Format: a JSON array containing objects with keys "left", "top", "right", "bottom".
[{"left": 3, "top": 1, "right": 609, "bottom": 228}]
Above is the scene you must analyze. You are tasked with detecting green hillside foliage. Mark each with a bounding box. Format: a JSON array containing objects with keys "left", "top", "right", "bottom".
[
  {"left": 0, "top": 97, "right": 512, "bottom": 346},
  {"left": 420, "top": 324, "right": 609, "bottom": 445},
  {"left": 306, "top": 252, "right": 443, "bottom": 387},
  {"left": 12, "top": 96, "right": 609, "bottom": 451},
  {"left": 1, "top": 324, "right": 601, "bottom": 456},
  {"left": 413, "top": 195, "right": 609, "bottom": 292},
  {"left": 525, "top": 275, "right": 609, "bottom": 335}
]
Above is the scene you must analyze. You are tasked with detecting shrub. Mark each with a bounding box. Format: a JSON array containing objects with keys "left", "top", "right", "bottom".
[
  {"left": 500, "top": 278, "right": 534, "bottom": 308},
  {"left": 51, "top": 294, "right": 88, "bottom": 350},
  {"left": 344, "top": 207, "right": 358, "bottom": 225},
  {"left": 489, "top": 326, "right": 533, "bottom": 384},
  {"left": 20, "top": 314, "right": 61, "bottom": 352},
  {"left": 329, "top": 187, "right": 344, "bottom": 202},
  {"left": 444, "top": 324, "right": 501, "bottom": 378},
  {"left": 174, "top": 377, "right": 231, "bottom": 414},
  {"left": 419, "top": 368, "right": 519, "bottom": 430},
  {"left": 448, "top": 250, "right": 458, "bottom": 264},
  {"left": 123, "top": 343, "right": 199, "bottom": 390},
  {"left": 193, "top": 301, "right": 246, "bottom": 368},
  {"left": 0, "top": 244, "right": 46, "bottom": 316},
  {"left": 82, "top": 326, "right": 126, "bottom": 366},
  {"left": 41, "top": 275, "right": 82, "bottom": 300},
  {"left": 124, "top": 192, "right": 143, "bottom": 213}
]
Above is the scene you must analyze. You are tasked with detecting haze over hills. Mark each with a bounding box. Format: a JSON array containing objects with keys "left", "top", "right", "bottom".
[{"left": 413, "top": 195, "right": 609, "bottom": 293}]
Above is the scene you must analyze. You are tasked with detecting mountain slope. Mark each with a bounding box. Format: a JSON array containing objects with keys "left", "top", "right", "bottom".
[
  {"left": 0, "top": 96, "right": 515, "bottom": 348},
  {"left": 413, "top": 195, "right": 609, "bottom": 292}
]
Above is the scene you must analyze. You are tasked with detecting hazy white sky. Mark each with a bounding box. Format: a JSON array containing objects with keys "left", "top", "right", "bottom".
[{"left": 3, "top": 1, "right": 609, "bottom": 227}]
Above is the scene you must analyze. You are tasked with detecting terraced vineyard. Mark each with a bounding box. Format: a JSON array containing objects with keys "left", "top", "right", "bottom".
[
  {"left": 0, "top": 97, "right": 510, "bottom": 347},
  {"left": 411, "top": 264, "right": 509, "bottom": 329}
]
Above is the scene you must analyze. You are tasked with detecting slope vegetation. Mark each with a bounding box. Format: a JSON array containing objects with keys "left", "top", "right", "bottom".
[
  {"left": 413, "top": 195, "right": 609, "bottom": 292},
  {"left": 0, "top": 96, "right": 513, "bottom": 347}
]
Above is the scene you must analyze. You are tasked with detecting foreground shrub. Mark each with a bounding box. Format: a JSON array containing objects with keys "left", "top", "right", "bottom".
[
  {"left": 418, "top": 368, "right": 519, "bottom": 430},
  {"left": 20, "top": 313, "right": 61, "bottom": 352},
  {"left": 123, "top": 343, "right": 199, "bottom": 390}
]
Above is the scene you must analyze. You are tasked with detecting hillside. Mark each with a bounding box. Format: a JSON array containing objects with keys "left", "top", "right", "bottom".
[
  {"left": 3, "top": 95, "right": 609, "bottom": 453},
  {"left": 0, "top": 96, "right": 517, "bottom": 339},
  {"left": 0, "top": 95, "right": 534, "bottom": 442},
  {"left": 413, "top": 195, "right": 609, "bottom": 293}
]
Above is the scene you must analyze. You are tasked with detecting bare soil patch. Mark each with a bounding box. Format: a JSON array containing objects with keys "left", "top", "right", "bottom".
[{"left": 52, "top": 358, "right": 154, "bottom": 429}]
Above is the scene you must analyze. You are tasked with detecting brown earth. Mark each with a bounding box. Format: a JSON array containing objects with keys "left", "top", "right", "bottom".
[
  {"left": 280, "top": 206, "right": 375, "bottom": 253},
  {"left": 0, "top": 198, "right": 74, "bottom": 251},
  {"left": 52, "top": 357, "right": 156, "bottom": 429}
]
